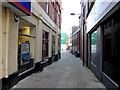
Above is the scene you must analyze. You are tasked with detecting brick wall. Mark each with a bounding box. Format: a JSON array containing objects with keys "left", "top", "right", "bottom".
[{"left": 38, "top": 1, "right": 61, "bottom": 29}]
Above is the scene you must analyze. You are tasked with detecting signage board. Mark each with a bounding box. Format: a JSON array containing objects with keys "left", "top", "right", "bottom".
[
  {"left": 6, "top": 0, "right": 31, "bottom": 15},
  {"left": 61, "top": 33, "right": 67, "bottom": 44}
]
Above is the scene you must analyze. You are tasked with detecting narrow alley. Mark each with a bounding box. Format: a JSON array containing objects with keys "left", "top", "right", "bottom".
[{"left": 12, "top": 51, "right": 106, "bottom": 88}]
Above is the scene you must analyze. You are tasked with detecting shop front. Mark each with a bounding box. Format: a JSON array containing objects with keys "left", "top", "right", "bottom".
[
  {"left": 1, "top": 0, "right": 32, "bottom": 89},
  {"left": 18, "top": 19, "right": 35, "bottom": 73},
  {"left": 102, "top": 9, "right": 120, "bottom": 88},
  {"left": 87, "top": 1, "right": 120, "bottom": 89},
  {"left": 1, "top": 0, "right": 62, "bottom": 89},
  {"left": 88, "top": 28, "right": 102, "bottom": 80}
]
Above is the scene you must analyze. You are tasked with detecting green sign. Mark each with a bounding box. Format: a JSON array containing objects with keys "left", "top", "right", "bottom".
[
  {"left": 61, "top": 33, "right": 67, "bottom": 44},
  {"left": 91, "top": 32, "right": 97, "bottom": 45},
  {"left": 91, "top": 31, "right": 97, "bottom": 52}
]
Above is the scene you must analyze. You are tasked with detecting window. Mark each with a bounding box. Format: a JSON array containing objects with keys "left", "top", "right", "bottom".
[
  {"left": 90, "top": 30, "right": 97, "bottom": 65},
  {"left": 42, "top": 30, "right": 49, "bottom": 59},
  {"left": 58, "top": 37, "right": 61, "bottom": 53},
  {"left": 18, "top": 26, "right": 35, "bottom": 73},
  {"left": 52, "top": 4, "right": 54, "bottom": 21},
  {"left": 103, "top": 15, "right": 120, "bottom": 85},
  {"left": 46, "top": 0, "right": 49, "bottom": 14},
  {"left": 52, "top": 35, "right": 55, "bottom": 56}
]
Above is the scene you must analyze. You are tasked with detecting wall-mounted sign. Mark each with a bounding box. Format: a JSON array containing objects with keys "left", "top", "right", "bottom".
[
  {"left": 21, "top": 42, "right": 30, "bottom": 61},
  {"left": 6, "top": 0, "right": 31, "bottom": 16}
]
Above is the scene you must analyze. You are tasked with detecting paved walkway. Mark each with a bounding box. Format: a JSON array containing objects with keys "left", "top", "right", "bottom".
[{"left": 12, "top": 51, "right": 106, "bottom": 88}]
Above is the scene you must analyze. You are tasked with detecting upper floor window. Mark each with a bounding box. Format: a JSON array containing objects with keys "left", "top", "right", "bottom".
[
  {"left": 52, "top": 4, "right": 54, "bottom": 21},
  {"left": 46, "top": 0, "right": 49, "bottom": 14}
]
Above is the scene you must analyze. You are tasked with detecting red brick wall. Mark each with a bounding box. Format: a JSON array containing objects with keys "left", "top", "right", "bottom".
[
  {"left": 37, "top": 1, "right": 61, "bottom": 29},
  {"left": 38, "top": 2, "right": 46, "bottom": 11},
  {"left": 72, "top": 31, "right": 80, "bottom": 53},
  {"left": 48, "top": 2, "right": 53, "bottom": 19}
]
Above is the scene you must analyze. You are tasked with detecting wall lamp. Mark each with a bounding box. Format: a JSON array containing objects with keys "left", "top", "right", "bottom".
[
  {"left": 70, "top": 13, "right": 81, "bottom": 16},
  {"left": 70, "top": 13, "right": 82, "bottom": 19}
]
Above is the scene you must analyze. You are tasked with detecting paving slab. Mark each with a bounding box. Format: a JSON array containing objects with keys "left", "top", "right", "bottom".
[{"left": 12, "top": 51, "right": 106, "bottom": 89}]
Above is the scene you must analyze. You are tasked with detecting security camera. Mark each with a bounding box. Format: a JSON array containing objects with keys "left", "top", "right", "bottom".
[{"left": 14, "top": 14, "right": 19, "bottom": 22}]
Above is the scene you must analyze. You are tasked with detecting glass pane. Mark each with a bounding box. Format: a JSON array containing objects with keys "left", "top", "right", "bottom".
[
  {"left": 42, "top": 31, "right": 49, "bottom": 59},
  {"left": 52, "top": 35, "right": 55, "bottom": 56},
  {"left": 18, "top": 35, "right": 35, "bottom": 73},
  {"left": 18, "top": 35, "right": 35, "bottom": 65},
  {"left": 58, "top": 38, "right": 61, "bottom": 53},
  {"left": 91, "top": 31, "right": 97, "bottom": 65},
  {"left": 19, "top": 27, "right": 30, "bottom": 35}
]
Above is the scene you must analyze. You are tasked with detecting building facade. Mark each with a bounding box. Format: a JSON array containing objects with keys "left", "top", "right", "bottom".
[
  {"left": 71, "top": 26, "right": 80, "bottom": 57},
  {"left": 0, "top": 0, "right": 62, "bottom": 89},
  {"left": 80, "top": 0, "right": 120, "bottom": 89},
  {"left": 68, "top": 33, "right": 72, "bottom": 53}
]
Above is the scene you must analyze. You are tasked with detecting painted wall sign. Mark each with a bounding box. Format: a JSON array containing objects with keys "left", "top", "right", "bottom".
[{"left": 6, "top": 0, "right": 31, "bottom": 15}]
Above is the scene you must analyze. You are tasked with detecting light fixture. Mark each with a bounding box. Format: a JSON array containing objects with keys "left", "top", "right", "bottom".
[{"left": 70, "top": 13, "right": 81, "bottom": 16}]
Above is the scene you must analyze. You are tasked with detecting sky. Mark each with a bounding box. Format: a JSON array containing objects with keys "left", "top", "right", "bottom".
[{"left": 61, "top": 0, "right": 81, "bottom": 35}]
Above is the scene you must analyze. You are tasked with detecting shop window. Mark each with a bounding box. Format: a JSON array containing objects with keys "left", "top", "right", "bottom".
[
  {"left": 104, "top": 19, "right": 113, "bottom": 35},
  {"left": 58, "top": 37, "right": 61, "bottom": 53},
  {"left": 115, "top": 34, "right": 120, "bottom": 86},
  {"left": 42, "top": 30, "right": 49, "bottom": 59},
  {"left": 103, "top": 14, "right": 120, "bottom": 86},
  {"left": 46, "top": 0, "right": 49, "bottom": 14},
  {"left": 18, "top": 27, "right": 35, "bottom": 73},
  {"left": 90, "top": 31, "right": 97, "bottom": 65},
  {"left": 52, "top": 7, "right": 54, "bottom": 21},
  {"left": 52, "top": 35, "right": 55, "bottom": 56}
]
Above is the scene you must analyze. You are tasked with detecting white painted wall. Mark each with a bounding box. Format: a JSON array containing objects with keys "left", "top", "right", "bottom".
[{"left": 87, "top": 0, "right": 118, "bottom": 32}]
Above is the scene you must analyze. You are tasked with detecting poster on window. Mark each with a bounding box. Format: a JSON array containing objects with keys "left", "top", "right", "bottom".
[
  {"left": 21, "top": 42, "right": 30, "bottom": 61},
  {"left": 91, "top": 31, "right": 97, "bottom": 52}
]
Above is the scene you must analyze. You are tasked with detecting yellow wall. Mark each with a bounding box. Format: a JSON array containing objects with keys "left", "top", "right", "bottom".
[
  {"left": 2, "top": 7, "right": 18, "bottom": 77},
  {"left": 2, "top": 7, "right": 9, "bottom": 78},
  {"left": 34, "top": 20, "right": 42, "bottom": 63},
  {"left": 8, "top": 11, "right": 18, "bottom": 75},
  {"left": 0, "top": 2, "right": 2, "bottom": 79},
  {"left": 1, "top": 1, "right": 61, "bottom": 78},
  {"left": 30, "top": 26, "right": 35, "bottom": 59},
  {"left": 48, "top": 29, "right": 52, "bottom": 57}
]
